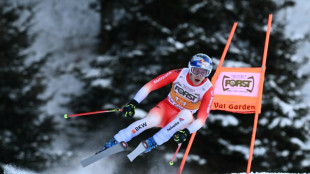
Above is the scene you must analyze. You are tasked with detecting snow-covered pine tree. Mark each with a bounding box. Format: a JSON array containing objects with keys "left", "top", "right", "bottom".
[
  {"left": 69, "top": 0, "right": 310, "bottom": 173},
  {"left": 0, "top": 1, "right": 55, "bottom": 171}
]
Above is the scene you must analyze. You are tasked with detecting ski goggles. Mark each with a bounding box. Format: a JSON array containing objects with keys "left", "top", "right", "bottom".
[{"left": 190, "top": 67, "right": 209, "bottom": 77}]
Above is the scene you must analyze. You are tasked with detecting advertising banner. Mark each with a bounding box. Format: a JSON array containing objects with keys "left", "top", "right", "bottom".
[{"left": 211, "top": 67, "right": 264, "bottom": 114}]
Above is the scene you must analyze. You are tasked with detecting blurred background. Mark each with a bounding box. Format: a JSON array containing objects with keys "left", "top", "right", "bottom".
[{"left": 1, "top": 0, "right": 310, "bottom": 173}]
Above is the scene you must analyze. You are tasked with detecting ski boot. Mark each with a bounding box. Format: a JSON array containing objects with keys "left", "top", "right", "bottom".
[
  {"left": 96, "top": 137, "right": 119, "bottom": 154},
  {"left": 143, "top": 137, "right": 158, "bottom": 153}
]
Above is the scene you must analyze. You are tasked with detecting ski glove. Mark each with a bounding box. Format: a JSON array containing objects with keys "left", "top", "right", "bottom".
[
  {"left": 122, "top": 99, "right": 139, "bottom": 118},
  {"left": 173, "top": 128, "right": 190, "bottom": 144}
]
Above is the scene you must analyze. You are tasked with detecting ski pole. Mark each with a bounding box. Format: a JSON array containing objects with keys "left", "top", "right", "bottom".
[
  {"left": 169, "top": 143, "right": 182, "bottom": 166},
  {"left": 64, "top": 109, "right": 122, "bottom": 119}
]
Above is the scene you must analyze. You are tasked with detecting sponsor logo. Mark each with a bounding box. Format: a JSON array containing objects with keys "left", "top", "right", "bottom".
[
  {"left": 167, "top": 121, "right": 179, "bottom": 131},
  {"left": 132, "top": 122, "right": 147, "bottom": 134},
  {"left": 222, "top": 75, "right": 255, "bottom": 93},
  {"left": 206, "top": 96, "right": 213, "bottom": 113},
  {"left": 179, "top": 118, "right": 184, "bottom": 122},
  {"left": 174, "top": 84, "right": 199, "bottom": 102},
  {"left": 197, "top": 59, "right": 207, "bottom": 66},
  {"left": 153, "top": 71, "right": 171, "bottom": 84}
]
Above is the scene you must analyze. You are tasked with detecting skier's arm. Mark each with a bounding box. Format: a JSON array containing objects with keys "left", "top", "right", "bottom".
[
  {"left": 186, "top": 87, "right": 214, "bottom": 133},
  {"left": 122, "top": 69, "right": 181, "bottom": 118},
  {"left": 133, "top": 69, "right": 181, "bottom": 103}
]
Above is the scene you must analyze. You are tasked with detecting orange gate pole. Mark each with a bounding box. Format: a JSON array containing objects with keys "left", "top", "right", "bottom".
[{"left": 246, "top": 14, "right": 272, "bottom": 173}]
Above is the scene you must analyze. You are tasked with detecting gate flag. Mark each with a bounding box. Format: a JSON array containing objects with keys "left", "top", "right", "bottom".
[
  {"left": 179, "top": 14, "right": 272, "bottom": 174},
  {"left": 211, "top": 67, "right": 264, "bottom": 114}
]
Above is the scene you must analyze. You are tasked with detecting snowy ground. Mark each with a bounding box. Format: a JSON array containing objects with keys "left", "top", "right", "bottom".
[
  {"left": 4, "top": 0, "right": 310, "bottom": 174},
  {"left": 3, "top": 164, "right": 306, "bottom": 174}
]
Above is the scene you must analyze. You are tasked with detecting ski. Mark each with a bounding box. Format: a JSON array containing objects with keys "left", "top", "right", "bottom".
[
  {"left": 80, "top": 141, "right": 128, "bottom": 167},
  {"left": 127, "top": 141, "right": 147, "bottom": 162}
]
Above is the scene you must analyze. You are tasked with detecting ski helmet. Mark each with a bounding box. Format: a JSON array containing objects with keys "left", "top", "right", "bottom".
[{"left": 188, "top": 53, "right": 213, "bottom": 77}]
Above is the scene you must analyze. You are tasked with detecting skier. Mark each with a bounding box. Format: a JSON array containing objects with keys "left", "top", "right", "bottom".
[{"left": 98, "top": 53, "right": 214, "bottom": 154}]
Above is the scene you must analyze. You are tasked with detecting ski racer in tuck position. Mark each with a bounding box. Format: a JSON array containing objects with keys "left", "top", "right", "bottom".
[{"left": 98, "top": 53, "right": 214, "bottom": 154}]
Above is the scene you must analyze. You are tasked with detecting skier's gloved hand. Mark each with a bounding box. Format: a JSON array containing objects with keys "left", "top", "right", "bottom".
[
  {"left": 122, "top": 99, "right": 139, "bottom": 118},
  {"left": 173, "top": 128, "right": 190, "bottom": 144}
]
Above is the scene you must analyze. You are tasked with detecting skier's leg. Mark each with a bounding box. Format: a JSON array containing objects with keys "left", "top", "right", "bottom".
[
  {"left": 145, "top": 110, "right": 193, "bottom": 152},
  {"left": 98, "top": 103, "right": 164, "bottom": 153},
  {"left": 98, "top": 114, "right": 160, "bottom": 153},
  {"left": 114, "top": 111, "right": 161, "bottom": 142}
]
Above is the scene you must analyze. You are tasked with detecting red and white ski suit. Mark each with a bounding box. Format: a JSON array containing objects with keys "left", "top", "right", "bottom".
[{"left": 114, "top": 68, "right": 214, "bottom": 145}]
